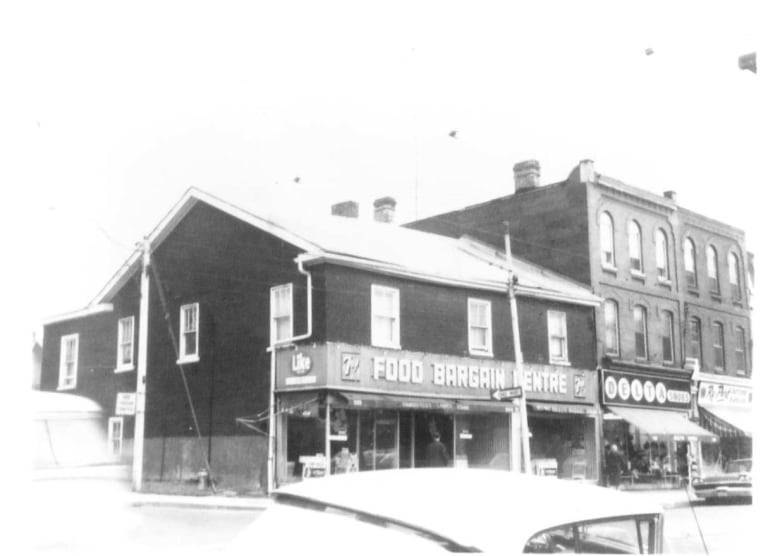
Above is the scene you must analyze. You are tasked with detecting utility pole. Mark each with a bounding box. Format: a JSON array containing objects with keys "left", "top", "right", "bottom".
[
  {"left": 132, "top": 239, "right": 151, "bottom": 491},
  {"left": 504, "top": 222, "right": 532, "bottom": 473}
]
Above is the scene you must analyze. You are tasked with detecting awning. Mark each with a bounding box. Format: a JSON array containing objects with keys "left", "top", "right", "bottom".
[
  {"left": 699, "top": 405, "right": 752, "bottom": 438},
  {"left": 334, "top": 392, "right": 512, "bottom": 413},
  {"left": 528, "top": 402, "right": 600, "bottom": 416},
  {"left": 607, "top": 406, "right": 718, "bottom": 442}
]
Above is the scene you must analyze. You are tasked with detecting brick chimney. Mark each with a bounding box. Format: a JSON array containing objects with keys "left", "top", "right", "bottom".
[
  {"left": 513, "top": 160, "right": 541, "bottom": 192},
  {"left": 663, "top": 190, "right": 677, "bottom": 202},
  {"left": 331, "top": 200, "right": 359, "bottom": 218},
  {"left": 373, "top": 197, "right": 396, "bottom": 223}
]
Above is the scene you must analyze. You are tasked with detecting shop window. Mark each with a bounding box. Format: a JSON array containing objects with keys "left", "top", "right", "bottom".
[
  {"left": 729, "top": 252, "right": 742, "bottom": 301},
  {"left": 58, "top": 334, "right": 79, "bottom": 390},
  {"left": 547, "top": 311, "right": 569, "bottom": 364},
  {"left": 684, "top": 238, "right": 697, "bottom": 289},
  {"left": 371, "top": 285, "right": 400, "bottom": 348},
  {"left": 713, "top": 322, "right": 725, "bottom": 372},
  {"left": 735, "top": 326, "right": 747, "bottom": 375},
  {"left": 108, "top": 417, "right": 123, "bottom": 458},
  {"left": 599, "top": 212, "right": 616, "bottom": 269},
  {"left": 604, "top": 300, "right": 620, "bottom": 356},
  {"left": 706, "top": 245, "right": 720, "bottom": 294},
  {"left": 662, "top": 311, "right": 675, "bottom": 364},
  {"left": 633, "top": 306, "right": 647, "bottom": 360},
  {"left": 655, "top": 229, "right": 670, "bottom": 282},
  {"left": 178, "top": 303, "right": 199, "bottom": 363},
  {"left": 116, "top": 316, "right": 134, "bottom": 372},
  {"left": 270, "top": 283, "right": 293, "bottom": 344},
  {"left": 467, "top": 298, "right": 493, "bottom": 356},
  {"left": 628, "top": 220, "right": 643, "bottom": 274},
  {"left": 687, "top": 317, "right": 702, "bottom": 364}
]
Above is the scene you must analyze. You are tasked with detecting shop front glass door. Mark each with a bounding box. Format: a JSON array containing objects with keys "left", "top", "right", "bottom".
[{"left": 359, "top": 410, "right": 398, "bottom": 471}]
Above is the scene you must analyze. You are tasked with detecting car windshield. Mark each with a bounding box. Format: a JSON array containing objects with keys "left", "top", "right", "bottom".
[
  {"left": 724, "top": 460, "right": 751, "bottom": 473},
  {"left": 524, "top": 515, "right": 659, "bottom": 554}
]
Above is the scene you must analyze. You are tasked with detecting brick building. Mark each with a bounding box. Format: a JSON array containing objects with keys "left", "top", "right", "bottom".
[
  {"left": 408, "top": 159, "right": 752, "bottom": 483},
  {"left": 40, "top": 187, "right": 604, "bottom": 492}
]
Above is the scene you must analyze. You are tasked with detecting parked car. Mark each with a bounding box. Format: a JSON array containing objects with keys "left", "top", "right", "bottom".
[
  {"left": 233, "top": 468, "right": 664, "bottom": 553},
  {"left": 691, "top": 458, "right": 752, "bottom": 503}
]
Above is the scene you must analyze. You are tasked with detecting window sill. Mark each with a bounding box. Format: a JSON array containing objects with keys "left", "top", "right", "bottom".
[
  {"left": 709, "top": 291, "right": 722, "bottom": 302},
  {"left": 57, "top": 384, "right": 76, "bottom": 391},
  {"left": 371, "top": 343, "right": 401, "bottom": 351},
  {"left": 657, "top": 278, "right": 672, "bottom": 288},
  {"left": 601, "top": 264, "right": 618, "bottom": 275},
  {"left": 630, "top": 269, "right": 645, "bottom": 280},
  {"left": 115, "top": 365, "right": 135, "bottom": 373},
  {"left": 177, "top": 356, "right": 200, "bottom": 365},
  {"left": 468, "top": 349, "right": 494, "bottom": 358},
  {"left": 549, "top": 359, "right": 571, "bottom": 366},
  {"left": 686, "top": 287, "right": 699, "bottom": 297}
]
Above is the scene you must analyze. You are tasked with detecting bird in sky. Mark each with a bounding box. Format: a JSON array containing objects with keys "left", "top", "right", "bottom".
[
  {"left": 448, "top": 130, "right": 458, "bottom": 139},
  {"left": 645, "top": 48, "right": 654, "bottom": 56},
  {"left": 293, "top": 177, "right": 301, "bottom": 183}
]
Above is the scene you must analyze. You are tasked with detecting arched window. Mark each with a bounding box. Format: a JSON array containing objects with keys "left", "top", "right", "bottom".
[
  {"left": 684, "top": 238, "right": 697, "bottom": 288},
  {"left": 735, "top": 326, "right": 747, "bottom": 375},
  {"left": 600, "top": 212, "right": 616, "bottom": 268},
  {"left": 713, "top": 322, "right": 725, "bottom": 371},
  {"left": 687, "top": 317, "right": 702, "bottom": 363},
  {"left": 728, "top": 252, "right": 742, "bottom": 300},
  {"left": 633, "top": 305, "right": 648, "bottom": 360},
  {"left": 706, "top": 245, "right": 720, "bottom": 293},
  {"left": 662, "top": 311, "right": 675, "bottom": 363},
  {"left": 604, "top": 300, "right": 620, "bottom": 356},
  {"left": 628, "top": 220, "right": 643, "bottom": 273},
  {"left": 655, "top": 229, "right": 669, "bottom": 281}
]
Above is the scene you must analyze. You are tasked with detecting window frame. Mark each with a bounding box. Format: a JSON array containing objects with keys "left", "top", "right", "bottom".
[
  {"left": 115, "top": 316, "right": 135, "bottom": 372},
  {"left": 467, "top": 298, "right": 493, "bottom": 356},
  {"left": 371, "top": 285, "right": 401, "bottom": 349},
  {"left": 58, "top": 333, "right": 79, "bottom": 390},
  {"left": 108, "top": 416, "right": 124, "bottom": 459},
  {"left": 728, "top": 252, "right": 742, "bottom": 301},
  {"left": 684, "top": 237, "right": 697, "bottom": 289},
  {"left": 599, "top": 212, "right": 616, "bottom": 270},
  {"left": 628, "top": 220, "right": 644, "bottom": 275},
  {"left": 178, "top": 302, "right": 200, "bottom": 364},
  {"left": 688, "top": 316, "right": 702, "bottom": 364},
  {"left": 633, "top": 305, "right": 648, "bottom": 360},
  {"left": 655, "top": 228, "right": 670, "bottom": 282},
  {"left": 270, "top": 283, "right": 294, "bottom": 345},
  {"left": 712, "top": 321, "right": 726, "bottom": 372},
  {"left": 706, "top": 245, "right": 720, "bottom": 294},
  {"left": 661, "top": 311, "right": 675, "bottom": 364},
  {"left": 735, "top": 326, "right": 747, "bottom": 376},
  {"left": 604, "top": 299, "right": 620, "bottom": 357},
  {"left": 547, "top": 310, "right": 570, "bottom": 364}
]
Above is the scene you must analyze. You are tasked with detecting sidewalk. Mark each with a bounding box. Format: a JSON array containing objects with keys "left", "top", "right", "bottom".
[
  {"left": 620, "top": 486, "right": 699, "bottom": 510},
  {"left": 129, "top": 490, "right": 271, "bottom": 510}
]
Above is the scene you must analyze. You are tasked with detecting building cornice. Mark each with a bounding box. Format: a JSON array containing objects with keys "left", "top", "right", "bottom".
[{"left": 42, "top": 303, "right": 114, "bottom": 325}]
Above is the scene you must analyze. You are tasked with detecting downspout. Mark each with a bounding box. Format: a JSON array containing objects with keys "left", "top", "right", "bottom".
[
  {"left": 132, "top": 239, "right": 150, "bottom": 492},
  {"left": 266, "top": 257, "right": 313, "bottom": 493}
]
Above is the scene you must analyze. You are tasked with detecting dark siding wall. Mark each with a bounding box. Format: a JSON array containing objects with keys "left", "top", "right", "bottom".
[
  {"left": 320, "top": 265, "right": 596, "bottom": 369},
  {"left": 407, "top": 184, "right": 592, "bottom": 285},
  {"left": 144, "top": 201, "right": 306, "bottom": 439}
]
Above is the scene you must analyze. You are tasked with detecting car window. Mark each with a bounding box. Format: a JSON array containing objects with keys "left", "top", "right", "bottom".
[
  {"left": 524, "top": 517, "right": 656, "bottom": 554},
  {"left": 725, "top": 460, "right": 751, "bottom": 473}
]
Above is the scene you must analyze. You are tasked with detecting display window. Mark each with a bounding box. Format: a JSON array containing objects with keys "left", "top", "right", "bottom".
[{"left": 528, "top": 414, "right": 596, "bottom": 480}]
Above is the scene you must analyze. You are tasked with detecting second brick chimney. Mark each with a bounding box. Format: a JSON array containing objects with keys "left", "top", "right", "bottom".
[
  {"left": 513, "top": 160, "right": 541, "bottom": 192},
  {"left": 332, "top": 200, "right": 359, "bottom": 218},
  {"left": 373, "top": 197, "right": 397, "bottom": 223}
]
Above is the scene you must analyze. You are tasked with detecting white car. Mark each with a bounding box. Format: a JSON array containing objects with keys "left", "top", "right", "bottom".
[
  {"left": 233, "top": 468, "right": 664, "bottom": 553},
  {"left": 691, "top": 458, "right": 752, "bottom": 502}
]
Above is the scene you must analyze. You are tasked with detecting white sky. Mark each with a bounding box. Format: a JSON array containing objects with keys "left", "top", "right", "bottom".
[{"left": 2, "top": 0, "right": 777, "bottom": 525}]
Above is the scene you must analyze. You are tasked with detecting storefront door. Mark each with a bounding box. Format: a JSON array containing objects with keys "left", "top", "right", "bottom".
[{"left": 414, "top": 412, "right": 453, "bottom": 468}]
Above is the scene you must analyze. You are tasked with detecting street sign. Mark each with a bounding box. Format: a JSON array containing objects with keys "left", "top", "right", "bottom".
[{"left": 491, "top": 387, "right": 524, "bottom": 401}]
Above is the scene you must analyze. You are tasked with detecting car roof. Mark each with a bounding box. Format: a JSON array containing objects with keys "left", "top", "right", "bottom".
[
  {"left": 32, "top": 391, "right": 104, "bottom": 418},
  {"left": 273, "top": 469, "right": 662, "bottom": 551}
]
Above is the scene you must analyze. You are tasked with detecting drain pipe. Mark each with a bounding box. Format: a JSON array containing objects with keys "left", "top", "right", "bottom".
[{"left": 267, "top": 257, "right": 313, "bottom": 493}]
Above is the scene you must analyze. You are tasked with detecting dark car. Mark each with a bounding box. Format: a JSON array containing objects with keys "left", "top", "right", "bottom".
[{"left": 691, "top": 458, "right": 752, "bottom": 503}]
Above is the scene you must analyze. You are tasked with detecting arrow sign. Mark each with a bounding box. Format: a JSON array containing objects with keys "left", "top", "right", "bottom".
[{"left": 491, "top": 387, "right": 524, "bottom": 401}]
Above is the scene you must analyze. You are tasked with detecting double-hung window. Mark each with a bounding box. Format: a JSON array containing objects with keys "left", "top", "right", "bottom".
[
  {"left": 108, "top": 417, "right": 124, "bottom": 458},
  {"left": 604, "top": 300, "right": 620, "bottom": 356},
  {"left": 735, "top": 326, "right": 747, "bottom": 375},
  {"left": 713, "top": 322, "right": 725, "bottom": 371},
  {"left": 468, "top": 298, "right": 493, "bottom": 356},
  {"left": 58, "top": 334, "right": 79, "bottom": 390},
  {"left": 728, "top": 253, "right": 742, "bottom": 301},
  {"left": 706, "top": 246, "right": 720, "bottom": 294},
  {"left": 116, "top": 316, "right": 135, "bottom": 372},
  {"left": 688, "top": 317, "right": 702, "bottom": 364},
  {"left": 270, "top": 284, "right": 293, "bottom": 344},
  {"left": 628, "top": 221, "right": 643, "bottom": 274},
  {"left": 633, "top": 306, "right": 648, "bottom": 360},
  {"left": 655, "top": 229, "right": 669, "bottom": 281},
  {"left": 371, "top": 285, "right": 400, "bottom": 348},
  {"left": 178, "top": 303, "right": 199, "bottom": 363},
  {"left": 599, "top": 212, "right": 616, "bottom": 269},
  {"left": 662, "top": 311, "right": 675, "bottom": 364},
  {"left": 684, "top": 238, "right": 697, "bottom": 289},
  {"left": 547, "top": 311, "right": 569, "bottom": 364}
]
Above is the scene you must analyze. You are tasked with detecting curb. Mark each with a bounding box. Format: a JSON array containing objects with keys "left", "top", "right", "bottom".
[{"left": 129, "top": 493, "right": 270, "bottom": 511}]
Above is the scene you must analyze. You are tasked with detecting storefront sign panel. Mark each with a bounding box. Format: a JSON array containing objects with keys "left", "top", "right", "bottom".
[
  {"left": 698, "top": 381, "right": 752, "bottom": 406},
  {"left": 602, "top": 369, "right": 691, "bottom": 410},
  {"left": 115, "top": 392, "right": 136, "bottom": 416}
]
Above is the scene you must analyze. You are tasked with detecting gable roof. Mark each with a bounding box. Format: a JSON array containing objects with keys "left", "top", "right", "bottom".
[{"left": 47, "top": 187, "right": 599, "bottom": 324}]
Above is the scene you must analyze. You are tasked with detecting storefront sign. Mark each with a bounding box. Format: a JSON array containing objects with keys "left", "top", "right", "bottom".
[
  {"left": 602, "top": 369, "right": 691, "bottom": 410},
  {"left": 299, "top": 455, "right": 327, "bottom": 479},
  {"left": 698, "top": 381, "right": 752, "bottom": 406},
  {"left": 115, "top": 393, "right": 136, "bottom": 416},
  {"left": 291, "top": 352, "right": 313, "bottom": 375},
  {"left": 276, "top": 343, "right": 598, "bottom": 404}
]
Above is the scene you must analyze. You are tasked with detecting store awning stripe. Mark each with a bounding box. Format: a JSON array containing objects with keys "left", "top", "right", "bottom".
[
  {"left": 699, "top": 405, "right": 752, "bottom": 438},
  {"left": 334, "top": 392, "right": 513, "bottom": 413},
  {"left": 607, "top": 406, "right": 718, "bottom": 442},
  {"left": 528, "top": 402, "right": 599, "bottom": 416}
]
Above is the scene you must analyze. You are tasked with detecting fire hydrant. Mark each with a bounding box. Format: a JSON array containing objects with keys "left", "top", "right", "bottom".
[{"left": 197, "top": 469, "right": 209, "bottom": 490}]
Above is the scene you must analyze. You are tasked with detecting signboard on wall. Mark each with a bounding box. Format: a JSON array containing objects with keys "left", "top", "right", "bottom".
[
  {"left": 115, "top": 393, "right": 136, "bottom": 416},
  {"left": 601, "top": 369, "right": 691, "bottom": 410},
  {"left": 698, "top": 381, "right": 752, "bottom": 406}
]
